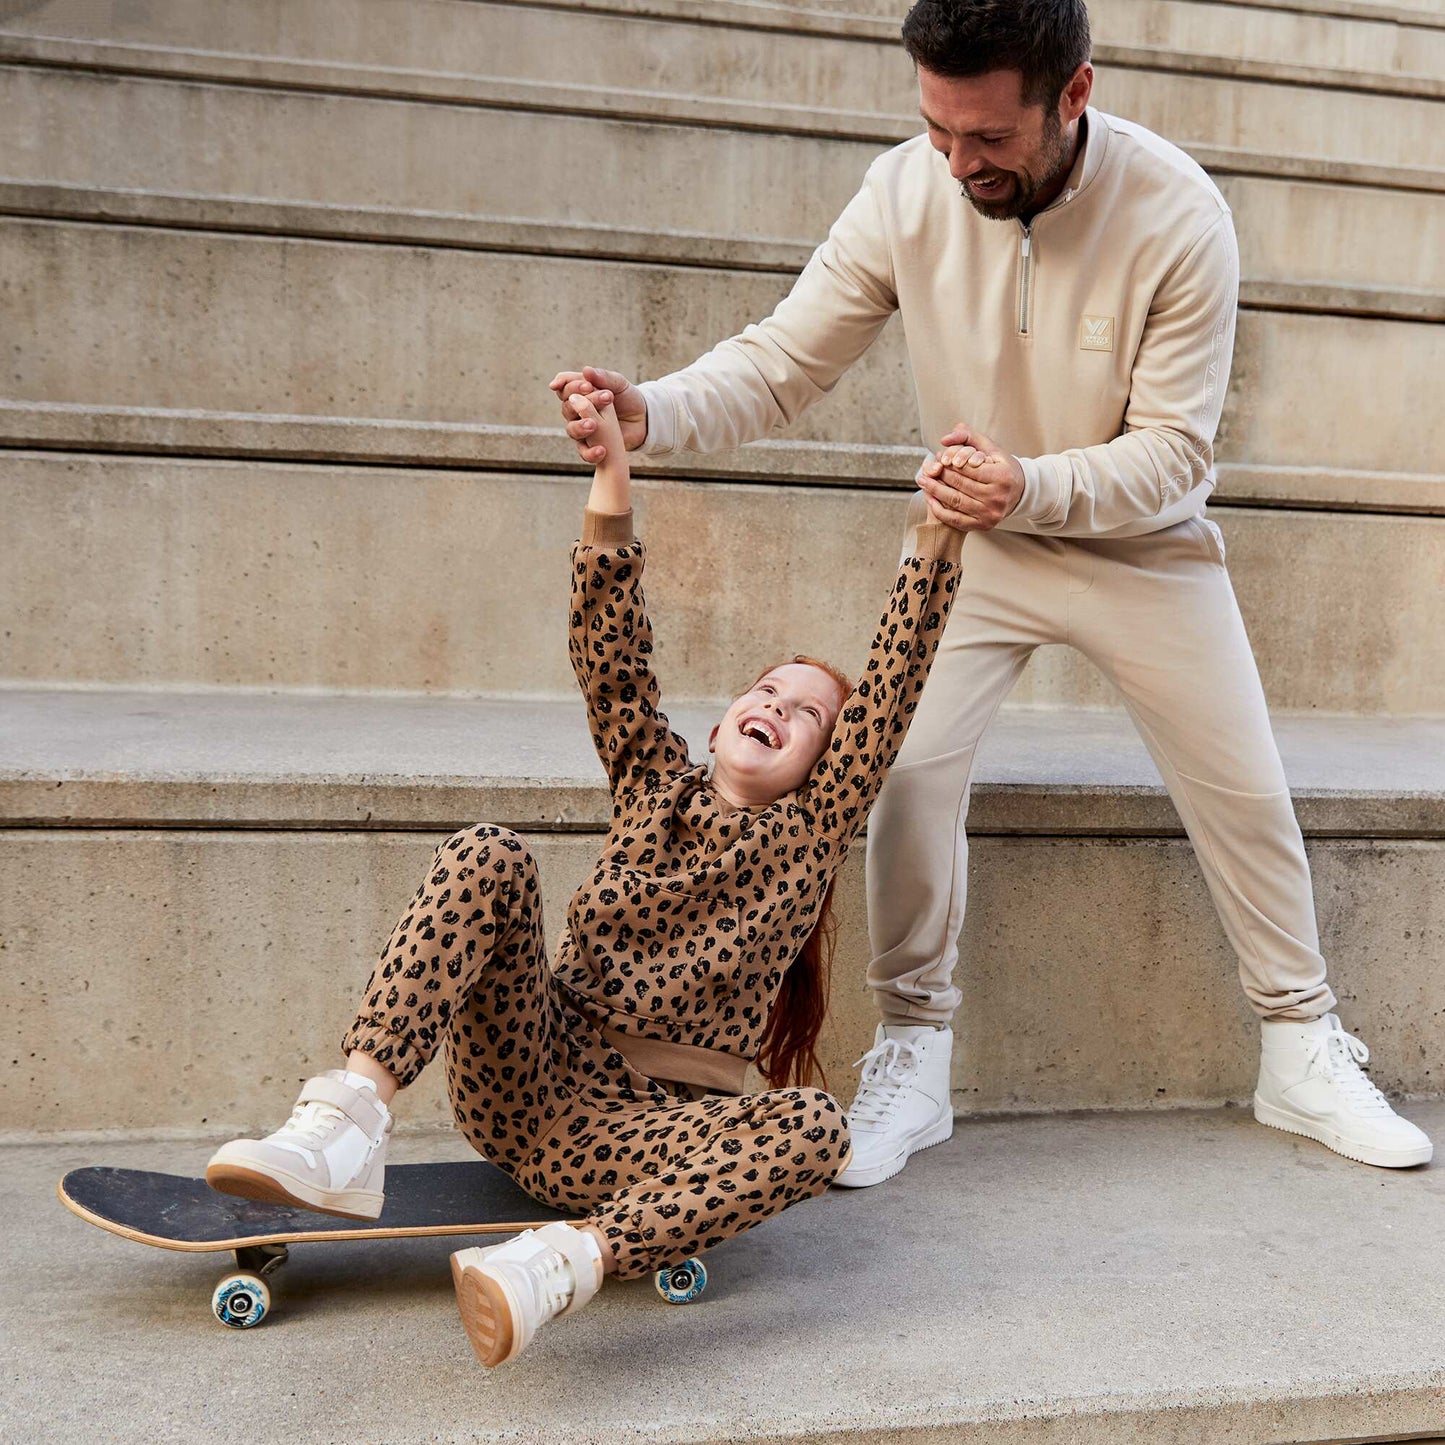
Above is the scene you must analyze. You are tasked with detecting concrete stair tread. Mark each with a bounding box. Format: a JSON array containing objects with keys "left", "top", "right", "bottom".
[
  {"left": 4, "top": 181, "right": 1442, "bottom": 326},
  {"left": 10, "top": 1106, "right": 1445, "bottom": 1442},
  {"left": 3, "top": 686, "right": 1442, "bottom": 835},
  {"left": 4, "top": 0, "right": 1443, "bottom": 97},
  {"left": 5, "top": 406, "right": 1442, "bottom": 517}
]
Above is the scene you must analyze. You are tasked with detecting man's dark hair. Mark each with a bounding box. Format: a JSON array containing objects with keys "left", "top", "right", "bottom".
[{"left": 901, "top": 0, "right": 1092, "bottom": 108}]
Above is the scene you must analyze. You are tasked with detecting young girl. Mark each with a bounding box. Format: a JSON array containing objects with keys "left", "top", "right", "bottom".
[{"left": 206, "top": 392, "right": 963, "bottom": 1367}]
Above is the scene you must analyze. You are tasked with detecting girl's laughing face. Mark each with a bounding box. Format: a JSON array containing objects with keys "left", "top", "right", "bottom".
[{"left": 709, "top": 662, "right": 847, "bottom": 806}]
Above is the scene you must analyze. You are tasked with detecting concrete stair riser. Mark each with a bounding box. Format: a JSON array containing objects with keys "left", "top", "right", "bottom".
[
  {"left": 2, "top": 42, "right": 1442, "bottom": 187},
  {"left": 7, "top": 67, "right": 1445, "bottom": 301},
  {"left": 5, "top": 0, "right": 1443, "bottom": 99},
  {"left": 5, "top": 220, "right": 1444, "bottom": 477},
  {"left": 6, "top": 828, "right": 1441, "bottom": 1132},
  {"left": 5, "top": 457, "right": 1443, "bottom": 711}
]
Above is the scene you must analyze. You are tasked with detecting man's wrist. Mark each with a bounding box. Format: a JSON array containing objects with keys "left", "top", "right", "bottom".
[{"left": 633, "top": 381, "right": 674, "bottom": 456}]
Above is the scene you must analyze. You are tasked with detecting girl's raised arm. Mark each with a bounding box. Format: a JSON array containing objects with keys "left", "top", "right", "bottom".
[
  {"left": 799, "top": 509, "right": 964, "bottom": 843},
  {"left": 566, "top": 393, "right": 695, "bottom": 796}
]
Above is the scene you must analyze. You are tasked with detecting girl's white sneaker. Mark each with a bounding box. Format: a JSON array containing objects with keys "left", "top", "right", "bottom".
[
  {"left": 205, "top": 1070, "right": 392, "bottom": 1219},
  {"left": 451, "top": 1222, "right": 604, "bottom": 1367}
]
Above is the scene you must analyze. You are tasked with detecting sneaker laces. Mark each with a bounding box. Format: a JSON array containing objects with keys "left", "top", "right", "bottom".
[
  {"left": 531, "top": 1245, "right": 578, "bottom": 1320},
  {"left": 849, "top": 1037, "right": 923, "bottom": 1128},
  {"left": 271, "top": 1098, "right": 349, "bottom": 1159},
  {"left": 1304, "top": 1024, "right": 1392, "bottom": 1117}
]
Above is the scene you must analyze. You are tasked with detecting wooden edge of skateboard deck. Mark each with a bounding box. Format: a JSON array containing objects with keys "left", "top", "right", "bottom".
[{"left": 56, "top": 1176, "right": 579, "bottom": 1254}]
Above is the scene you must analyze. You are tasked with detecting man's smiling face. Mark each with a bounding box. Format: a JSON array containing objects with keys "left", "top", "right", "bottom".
[
  {"left": 709, "top": 662, "right": 847, "bottom": 805},
  {"left": 918, "top": 65, "right": 1085, "bottom": 221}
]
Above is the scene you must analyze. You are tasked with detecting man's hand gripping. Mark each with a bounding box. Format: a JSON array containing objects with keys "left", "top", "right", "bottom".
[
  {"left": 918, "top": 423, "right": 1025, "bottom": 532},
  {"left": 550, "top": 365, "right": 648, "bottom": 464}
]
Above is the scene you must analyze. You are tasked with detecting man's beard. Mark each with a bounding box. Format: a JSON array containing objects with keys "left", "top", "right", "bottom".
[{"left": 959, "top": 111, "right": 1074, "bottom": 221}]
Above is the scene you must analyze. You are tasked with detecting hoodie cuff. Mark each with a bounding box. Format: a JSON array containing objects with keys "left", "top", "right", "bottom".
[
  {"left": 910, "top": 520, "right": 965, "bottom": 566},
  {"left": 1015, "top": 454, "right": 1066, "bottom": 527},
  {"left": 581, "top": 508, "right": 636, "bottom": 547},
  {"left": 633, "top": 381, "right": 677, "bottom": 457}
]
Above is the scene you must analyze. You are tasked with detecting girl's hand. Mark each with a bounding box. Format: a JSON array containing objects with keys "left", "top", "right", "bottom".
[
  {"left": 571, "top": 392, "right": 631, "bottom": 514},
  {"left": 569, "top": 391, "right": 625, "bottom": 459},
  {"left": 550, "top": 365, "right": 648, "bottom": 462}
]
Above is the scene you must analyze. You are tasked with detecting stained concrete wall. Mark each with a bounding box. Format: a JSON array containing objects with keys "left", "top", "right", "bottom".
[
  {"left": 6, "top": 457, "right": 1443, "bottom": 711},
  {"left": 6, "top": 828, "right": 1441, "bottom": 1133}
]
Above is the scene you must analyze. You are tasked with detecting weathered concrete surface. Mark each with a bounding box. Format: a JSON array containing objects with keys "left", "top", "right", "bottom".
[
  {"left": 4, "top": 220, "right": 1443, "bottom": 478},
  {"left": 3, "top": 0, "right": 1443, "bottom": 121},
  {"left": 6, "top": 68, "right": 1445, "bottom": 301},
  {"left": 6, "top": 1111, "right": 1445, "bottom": 1442},
  {"left": 5, "top": 817, "right": 1442, "bottom": 1129},
  {"left": 3, "top": 692, "right": 1445, "bottom": 836},
  {"left": 4, "top": 458, "right": 1442, "bottom": 711},
  {"left": 7, "top": 0, "right": 1444, "bottom": 85},
  {"left": 3, "top": 403, "right": 1440, "bottom": 517}
]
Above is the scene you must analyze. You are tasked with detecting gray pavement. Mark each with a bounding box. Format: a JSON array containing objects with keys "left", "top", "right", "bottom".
[
  {"left": 8, "top": 1106, "right": 1445, "bottom": 1443},
  {"left": 3, "top": 686, "right": 1443, "bottom": 835}
]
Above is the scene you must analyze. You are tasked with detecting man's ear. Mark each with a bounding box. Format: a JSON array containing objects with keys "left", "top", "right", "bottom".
[{"left": 708, "top": 723, "right": 720, "bottom": 754}]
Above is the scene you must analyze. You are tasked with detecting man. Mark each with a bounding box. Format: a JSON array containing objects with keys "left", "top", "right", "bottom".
[{"left": 551, "top": 0, "right": 1431, "bottom": 1182}]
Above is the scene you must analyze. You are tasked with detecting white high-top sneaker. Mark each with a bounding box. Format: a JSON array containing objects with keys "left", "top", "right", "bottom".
[
  {"left": 834, "top": 1024, "right": 954, "bottom": 1188},
  {"left": 1254, "top": 1015, "right": 1432, "bottom": 1168},
  {"left": 206, "top": 1070, "right": 392, "bottom": 1219},
  {"left": 451, "top": 1222, "right": 604, "bottom": 1367}
]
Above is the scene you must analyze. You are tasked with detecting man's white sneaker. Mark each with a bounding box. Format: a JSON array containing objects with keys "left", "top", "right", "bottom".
[
  {"left": 451, "top": 1222, "right": 604, "bottom": 1367},
  {"left": 206, "top": 1070, "right": 392, "bottom": 1219},
  {"left": 1254, "top": 1014, "right": 1432, "bottom": 1168},
  {"left": 834, "top": 1024, "right": 954, "bottom": 1188}
]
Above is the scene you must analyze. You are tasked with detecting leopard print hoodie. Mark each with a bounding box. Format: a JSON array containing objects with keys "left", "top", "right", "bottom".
[{"left": 554, "top": 507, "right": 963, "bottom": 1092}]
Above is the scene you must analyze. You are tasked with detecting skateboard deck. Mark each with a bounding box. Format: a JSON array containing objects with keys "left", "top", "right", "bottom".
[{"left": 59, "top": 1162, "right": 709, "bottom": 1327}]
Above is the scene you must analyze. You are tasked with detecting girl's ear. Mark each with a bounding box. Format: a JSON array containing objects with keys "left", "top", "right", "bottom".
[{"left": 708, "top": 723, "right": 720, "bottom": 754}]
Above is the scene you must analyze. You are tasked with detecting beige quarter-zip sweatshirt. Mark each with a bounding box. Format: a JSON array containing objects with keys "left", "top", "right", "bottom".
[{"left": 636, "top": 109, "right": 1239, "bottom": 539}]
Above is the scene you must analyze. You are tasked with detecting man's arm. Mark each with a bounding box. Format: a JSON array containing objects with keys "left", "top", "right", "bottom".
[
  {"left": 553, "top": 165, "right": 898, "bottom": 461},
  {"left": 923, "top": 211, "right": 1240, "bottom": 537}
]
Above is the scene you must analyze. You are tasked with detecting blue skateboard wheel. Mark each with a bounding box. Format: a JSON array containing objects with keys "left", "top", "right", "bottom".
[{"left": 654, "top": 1257, "right": 708, "bottom": 1304}]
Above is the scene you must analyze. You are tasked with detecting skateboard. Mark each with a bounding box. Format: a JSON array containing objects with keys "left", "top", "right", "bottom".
[{"left": 58, "top": 1162, "right": 709, "bottom": 1329}]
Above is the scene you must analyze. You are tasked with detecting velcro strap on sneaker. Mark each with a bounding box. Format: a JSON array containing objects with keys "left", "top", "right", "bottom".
[
  {"left": 534, "top": 1222, "right": 603, "bottom": 1316},
  {"left": 298, "top": 1075, "right": 385, "bottom": 1137}
]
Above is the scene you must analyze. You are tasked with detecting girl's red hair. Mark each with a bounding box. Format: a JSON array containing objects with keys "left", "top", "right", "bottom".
[{"left": 748, "top": 654, "right": 852, "bottom": 1091}]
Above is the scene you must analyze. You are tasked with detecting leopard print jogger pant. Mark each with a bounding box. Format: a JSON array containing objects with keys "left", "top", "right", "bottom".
[{"left": 343, "top": 825, "right": 850, "bottom": 1279}]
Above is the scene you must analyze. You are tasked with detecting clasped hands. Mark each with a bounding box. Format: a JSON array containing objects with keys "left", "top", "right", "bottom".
[
  {"left": 918, "top": 424, "right": 1025, "bottom": 533},
  {"left": 548, "top": 368, "right": 1023, "bottom": 535}
]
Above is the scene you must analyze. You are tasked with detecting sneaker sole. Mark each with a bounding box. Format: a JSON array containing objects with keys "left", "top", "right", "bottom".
[
  {"left": 451, "top": 1250, "right": 519, "bottom": 1368},
  {"left": 205, "top": 1157, "right": 384, "bottom": 1221},
  {"left": 832, "top": 1110, "right": 955, "bottom": 1189},
  {"left": 1253, "top": 1095, "right": 1433, "bottom": 1169}
]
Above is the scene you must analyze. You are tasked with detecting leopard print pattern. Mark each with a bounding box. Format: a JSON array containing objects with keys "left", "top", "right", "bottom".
[
  {"left": 557, "top": 536, "right": 960, "bottom": 1068},
  {"left": 344, "top": 826, "right": 848, "bottom": 1278}
]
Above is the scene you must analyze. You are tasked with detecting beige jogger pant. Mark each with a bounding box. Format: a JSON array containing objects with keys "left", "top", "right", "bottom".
[{"left": 865, "top": 506, "right": 1336, "bottom": 1024}]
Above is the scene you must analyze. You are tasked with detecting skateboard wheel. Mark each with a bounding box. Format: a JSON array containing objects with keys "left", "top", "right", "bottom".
[
  {"left": 654, "top": 1257, "right": 707, "bottom": 1305},
  {"left": 212, "top": 1272, "right": 271, "bottom": 1329}
]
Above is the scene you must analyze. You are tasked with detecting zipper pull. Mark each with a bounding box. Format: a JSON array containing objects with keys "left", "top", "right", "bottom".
[{"left": 1021, "top": 229, "right": 1032, "bottom": 259}]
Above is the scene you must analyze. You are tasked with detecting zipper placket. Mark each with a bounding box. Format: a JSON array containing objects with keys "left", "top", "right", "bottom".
[{"left": 1017, "top": 222, "right": 1033, "bottom": 337}]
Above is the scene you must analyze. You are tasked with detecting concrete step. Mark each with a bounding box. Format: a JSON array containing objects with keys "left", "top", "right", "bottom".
[
  {"left": 4, "top": 457, "right": 1443, "bottom": 711},
  {"left": 4, "top": 688, "right": 1442, "bottom": 1128},
  {"left": 8, "top": 1115, "right": 1445, "bottom": 1442},
  {"left": 11, "top": 1121, "right": 1445, "bottom": 1439},
  {"left": 6, "top": 402, "right": 1440, "bottom": 516},
  {"left": 5, "top": 66, "right": 1444, "bottom": 308},
  {"left": 4, "top": 0, "right": 1443, "bottom": 115},
  {"left": 4, "top": 219, "right": 1444, "bottom": 482},
  {"left": 4, "top": 12, "right": 1445, "bottom": 204}
]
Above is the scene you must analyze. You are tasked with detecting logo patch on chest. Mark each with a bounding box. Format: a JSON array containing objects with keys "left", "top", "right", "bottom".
[{"left": 1079, "top": 315, "right": 1115, "bottom": 352}]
